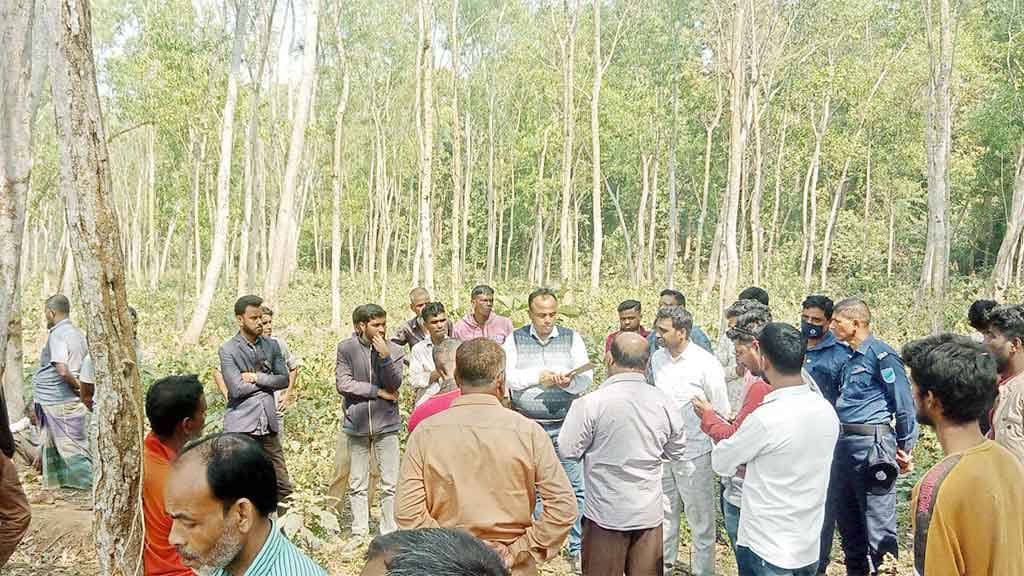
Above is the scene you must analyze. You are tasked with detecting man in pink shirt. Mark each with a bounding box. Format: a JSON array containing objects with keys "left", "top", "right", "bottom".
[
  {"left": 452, "top": 285, "right": 514, "bottom": 344},
  {"left": 603, "top": 300, "right": 649, "bottom": 355},
  {"left": 407, "top": 339, "right": 463, "bottom": 433}
]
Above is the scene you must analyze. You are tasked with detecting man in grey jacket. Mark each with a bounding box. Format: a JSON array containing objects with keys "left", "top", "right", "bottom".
[
  {"left": 336, "top": 304, "right": 404, "bottom": 539},
  {"left": 218, "top": 294, "right": 292, "bottom": 508}
]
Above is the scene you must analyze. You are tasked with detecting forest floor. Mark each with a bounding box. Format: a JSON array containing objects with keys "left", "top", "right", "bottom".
[{"left": 10, "top": 271, "right": 974, "bottom": 575}]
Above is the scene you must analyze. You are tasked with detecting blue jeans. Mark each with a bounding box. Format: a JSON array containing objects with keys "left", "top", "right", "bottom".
[
  {"left": 722, "top": 494, "right": 740, "bottom": 551},
  {"left": 535, "top": 423, "right": 584, "bottom": 556},
  {"left": 736, "top": 546, "right": 817, "bottom": 576}
]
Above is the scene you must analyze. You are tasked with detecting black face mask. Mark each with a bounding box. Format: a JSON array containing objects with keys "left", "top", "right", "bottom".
[{"left": 801, "top": 320, "right": 825, "bottom": 340}]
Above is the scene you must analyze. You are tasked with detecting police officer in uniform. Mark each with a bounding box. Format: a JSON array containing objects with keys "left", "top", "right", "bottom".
[
  {"left": 800, "top": 295, "right": 853, "bottom": 574},
  {"left": 828, "top": 297, "right": 917, "bottom": 576}
]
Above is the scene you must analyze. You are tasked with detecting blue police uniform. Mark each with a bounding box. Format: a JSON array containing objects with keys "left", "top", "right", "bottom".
[
  {"left": 831, "top": 335, "right": 918, "bottom": 575},
  {"left": 805, "top": 331, "right": 852, "bottom": 573}
]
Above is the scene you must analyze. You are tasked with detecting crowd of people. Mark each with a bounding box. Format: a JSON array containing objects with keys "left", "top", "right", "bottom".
[{"left": 0, "top": 284, "right": 1022, "bottom": 576}]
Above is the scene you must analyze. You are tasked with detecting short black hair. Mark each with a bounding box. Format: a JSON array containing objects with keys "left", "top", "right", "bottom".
[
  {"left": 470, "top": 285, "right": 495, "bottom": 299},
  {"left": 354, "top": 303, "right": 387, "bottom": 325},
  {"left": 802, "top": 295, "right": 834, "bottom": 318},
  {"left": 659, "top": 289, "right": 685, "bottom": 307},
  {"left": 987, "top": 304, "right": 1024, "bottom": 343},
  {"left": 234, "top": 295, "right": 263, "bottom": 317},
  {"left": 902, "top": 334, "right": 997, "bottom": 425},
  {"left": 610, "top": 335, "right": 650, "bottom": 369},
  {"left": 758, "top": 323, "right": 806, "bottom": 375},
  {"left": 145, "top": 374, "right": 205, "bottom": 438},
  {"left": 420, "top": 302, "right": 446, "bottom": 322},
  {"left": 617, "top": 300, "right": 642, "bottom": 313},
  {"left": 178, "top": 433, "right": 278, "bottom": 516},
  {"left": 260, "top": 305, "right": 274, "bottom": 316},
  {"left": 968, "top": 299, "right": 998, "bottom": 331},
  {"left": 528, "top": 288, "right": 558, "bottom": 308},
  {"left": 46, "top": 294, "right": 71, "bottom": 315},
  {"left": 738, "top": 286, "right": 769, "bottom": 306},
  {"left": 655, "top": 305, "right": 693, "bottom": 336},
  {"left": 366, "top": 529, "right": 510, "bottom": 576},
  {"left": 727, "top": 301, "right": 773, "bottom": 344}
]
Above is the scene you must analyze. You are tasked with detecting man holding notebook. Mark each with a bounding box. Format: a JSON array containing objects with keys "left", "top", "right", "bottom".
[{"left": 502, "top": 288, "right": 594, "bottom": 573}]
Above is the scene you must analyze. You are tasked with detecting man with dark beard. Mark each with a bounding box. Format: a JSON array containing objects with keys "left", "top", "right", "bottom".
[
  {"left": 165, "top": 433, "right": 326, "bottom": 576},
  {"left": 985, "top": 304, "right": 1024, "bottom": 464}
]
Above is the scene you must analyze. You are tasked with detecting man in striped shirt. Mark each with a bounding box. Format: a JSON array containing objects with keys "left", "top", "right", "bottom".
[{"left": 165, "top": 433, "right": 326, "bottom": 576}]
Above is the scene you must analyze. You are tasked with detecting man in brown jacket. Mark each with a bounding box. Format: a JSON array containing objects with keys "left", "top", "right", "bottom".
[{"left": 396, "top": 338, "right": 576, "bottom": 576}]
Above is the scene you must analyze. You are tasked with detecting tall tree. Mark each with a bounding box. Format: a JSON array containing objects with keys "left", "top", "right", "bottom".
[
  {"left": 558, "top": 0, "right": 579, "bottom": 283},
  {"left": 265, "top": 0, "right": 319, "bottom": 302},
  {"left": 666, "top": 18, "right": 681, "bottom": 288},
  {"left": 920, "top": 0, "right": 957, "bottom": 331},
  {"left": 331, "top": 23, "right": 350, "bottom": 331},
  {"left": 50, "top": 0, "right": 144, "bottom": 573},
  {"left": 993, "top": 147, "right": 1024, "bottom": 299},
  {"left": 720, "top": 0, "right": 747, "bottom": 312},
  {"left": 417, "top": 0, "right": 435, "bottom": 293},
  {"left": 184, "top": 0, "right": 249, "bottom": 344},
  {"left": 449, "top": 0, "right": 463, "bottom": 303}
]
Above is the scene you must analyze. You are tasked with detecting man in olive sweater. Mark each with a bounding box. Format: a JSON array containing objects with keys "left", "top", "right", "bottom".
[{"left": 335, "top": 304, "right": 405, "bottom": 539}]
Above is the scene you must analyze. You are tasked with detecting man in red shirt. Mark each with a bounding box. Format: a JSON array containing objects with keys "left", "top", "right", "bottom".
[
  {"left": 143, "top": 374, "right": 207, "bottom": 575},
  {"left": 408, "top": 339, "right": 463, "bottom": 434},
  {"left": 603, "top": 300, "right": 649, "bottom": 356}
]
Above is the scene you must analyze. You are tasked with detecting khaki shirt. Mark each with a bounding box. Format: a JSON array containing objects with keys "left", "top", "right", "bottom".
[
  {"left": 993, "top": 371, "right": 1024, "bottom": 465},
  {"left": 395, "top": 394, "right": 576, "bottom": 575}
]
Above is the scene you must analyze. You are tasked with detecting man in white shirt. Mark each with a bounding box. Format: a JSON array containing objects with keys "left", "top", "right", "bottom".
[
  {"left": 711, "top": 323, "right": 840, "bottom": 576},
  {"left": 559, "top": 332, "right": 687, "bottom": 575},
  {"left": 502, "top": 288, "right": 593, "bottom": 572},
  {"left": 408, "top": 302, "right": 451, "bottom": 406},
  {"left": 651, "top": 305, "right": 730, "bottom": 576}
]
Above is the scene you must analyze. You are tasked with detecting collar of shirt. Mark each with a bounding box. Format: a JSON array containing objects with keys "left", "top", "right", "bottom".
[
  {"left": 464, "top": 313, "right": 493, "bottom": 329},
  {"left": 851, "top": 333, "right": 879, "bottom": 357},
  {"left": 528, "top": 324, "right": 561, "bottom": 344},
  {"left": 600, "top": 371, "right": 647, "bottom": 389},
  {"left": 662, "top": 342, "right": 696, "bottom": 363},
  {"left": 762, "top": 384, "right": 809, "bottom": 404},
  {"left": 144, "top": 431, "right": 177, "bottom": 463},
  {"left": 233, "top": 331, "right": 262, "bottom": 349},
  {"left": 450, "top": 393, "right": 503, "bottom": 409},
  {"left": 213, "top": 521, "right": 284, "bottom": 576},
  {"left": 807, "top": 331, "right": 843, "bottom": 352},
  {"left": 49, "top": 318, "right": 71, "bottom": 333}
]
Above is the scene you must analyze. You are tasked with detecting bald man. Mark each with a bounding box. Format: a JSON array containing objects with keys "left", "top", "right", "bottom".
[{"left": 559, "top": 333, "right": 687, "bottom": 575}]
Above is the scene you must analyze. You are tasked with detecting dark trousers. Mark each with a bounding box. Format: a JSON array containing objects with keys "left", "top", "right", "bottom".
[
  {"left": 737, "top": 546, "right": 817, "bottom": 576},
  {"left": 250, "top": 432, "right": 294, "bottom": 510},
  {"left": 0, "top": 453, "right": 31, "bottom": 568},
  {"left": 832, "top": 433, "right": 898, "bottom": 576},
  {"left": 817, "top": 449, "right": 840, "bottom": 574},
  {"left": 581, "top": 517, "right": 663, "bottom": 576}
]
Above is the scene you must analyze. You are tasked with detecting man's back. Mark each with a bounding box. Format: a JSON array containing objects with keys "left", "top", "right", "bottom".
[
  {"left": 912, "top": 440, "right": 1024, "bottom": 576},
  {"left": 396, "top": 394, "right": 575, "bottom": 570}
]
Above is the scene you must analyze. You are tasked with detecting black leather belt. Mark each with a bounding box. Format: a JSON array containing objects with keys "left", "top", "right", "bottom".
[{"left": 840, "top": 423, "right": 892, "bottom": 436}]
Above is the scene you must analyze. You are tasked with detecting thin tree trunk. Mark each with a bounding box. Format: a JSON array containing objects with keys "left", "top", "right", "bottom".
[
  {"left": 802, "top": 96, "right": 830, "bottom": 289},
  {"left": 558, "top": 0, "right": 579, "bottom": 283},
  {"left": 265, "top": 0, "right": 318, "bottom": 302},
  {"left": 462, "top": 109, "right": 472, "bottom": 272},
  {"left": 486, "top": 91, "right": 497, "bottom": 281},
  {"left": 589, "top": 0, "right": 604, "bottom": 291},
  {"left": 648, "top": 156, "right": 659, "bottom": 281},
  {"left": 766, "top": 111, "right": 788, "bottom": 274},
  {"left": 636, "top": 154, "right": 650, "bottom": 284},
  {"left": 184, "top": 0, "right": 249, "bottom": 344},
  {"left": 666, "top": 20, "right": 681, "bottom": 289},
  {"left": 749, "top": 99, "right": 765, "bottom": 286},
  {"left": 449, "top": 0, "right": 463, "bottom": 302},
  {"left": 819, "top": 158, "right": 852, "bottom": 289},
  {"left": 887, "top": 192, "right": 896, "bottom": 277},
  {"left": 331, "top": 32, "right": 349, "bottom": 331},
  {"left": 50, "top": 0, "right": 144, "bottom": 572},
  {"left": 147, "top": 127, "right": 158, "bottom": 289},
  {"left": 720, "top": 1, "right": 747, "bottom": 312},
  {"left": 417, "top": 0, "right": 435, "bottom": 293}
]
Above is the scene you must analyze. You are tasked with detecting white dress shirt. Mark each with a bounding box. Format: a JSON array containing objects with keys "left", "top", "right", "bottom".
[
  {"left": 502, "top": 325, "right": 593, "bottom": 395},
  {"left": 651, "top": 343, "right": 730, "bottom": 461},
  {"left": 408, "top": 338, "right": 441, "bottom": 406},
  {"left": 558, "top": 371, "right": 687, "bottom": 531},
  {"left": 711, "top": 383, "right": 840, "bottom": 570}
]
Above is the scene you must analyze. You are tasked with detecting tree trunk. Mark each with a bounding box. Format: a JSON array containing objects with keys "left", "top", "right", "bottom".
[
  {"left": 50, "top": 1, "right": 144, "bottom": 572},
  {"left": 819, "top": 158, "right": 852, "bottom": 289},
  {"left": 666, "top": 21, "right": 681, "bottom": 289},
  {"left": 486, "top": 90, "right": 497, "bottom": 281},
  {"left": 416, "top": 0, "right": 435, "bottom": 293},
  {"left": 608, "top": 180, "right": 635, "bottom": 278},
  {"left": 765, "top": 111, "right": 788, "bottom": 274},
  {"left": 449, "top": 0, "right": 463, "bottom": 302},
  {"left": 802, "top": 96, "right": 830, "bottom": 289},
  {"left": 331, "top": 33, "right": 349, "bottom": 331},
  {"left": 749, "top": 98, "right": 765, "bottom": 286},
  {"left": 993, "top": 147, "right": 1024, "bottom": 299},
  {"left": 558, "top": 0, "right": 579, "bottom": 283},
  {"left": 589, "top": 0, "right": 604, "bottom": 291},
  {"left": 265, "top": 0, "right": 318, "bottom": 302},
  {"left": 862, "top": 140, "right": 873, "bottom": 255},
  {"left": 146, "top": 127, "right": 159, "bottom": 289},
  {"left": 636, "top": 154, "right": 650, "bottom": 283},
  {"left": 648, "top": 156, "right": 659, "bottom": 281},
  {"left": 0, "top": 0, "right": 33, "bottom": 427},
  {"left": 184, "top": 0, "right": 248, "bottom": 344},
  {"left": 887, "top": 191, "right": 896, "bottom": 277},
  {"left": 720, "top": 0, "right": 746, "bottom": 313}
]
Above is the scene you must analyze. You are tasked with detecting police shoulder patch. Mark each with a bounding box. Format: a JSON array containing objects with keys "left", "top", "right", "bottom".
[
  {"left": 877, "top": 350, "right": 890, "bottom": 360},
  {"left": 880, "top": 367, "right": 896, "bottom": 384}
]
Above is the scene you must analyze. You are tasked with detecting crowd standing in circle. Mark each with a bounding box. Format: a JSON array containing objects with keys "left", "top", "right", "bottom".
[{"left": 0, "top": 285, "right": 1022, "bottom": 576}]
